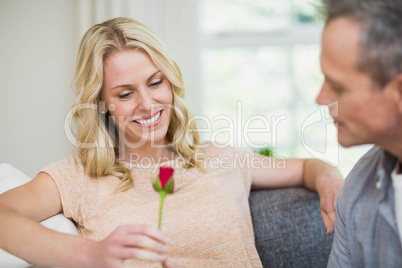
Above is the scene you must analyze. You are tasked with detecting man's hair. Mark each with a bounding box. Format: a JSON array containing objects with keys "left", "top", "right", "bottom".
[{"left": 321, "top": 0, "right": 402, "bottom": 88}]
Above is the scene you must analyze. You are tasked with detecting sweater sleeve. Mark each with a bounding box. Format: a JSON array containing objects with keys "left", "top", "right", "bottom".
[
  {"left": 229, "top": 147, "right": 256, "bottom": 196},
  {"left": 40, "top": 155, "right": 86, "bottom": 222}
]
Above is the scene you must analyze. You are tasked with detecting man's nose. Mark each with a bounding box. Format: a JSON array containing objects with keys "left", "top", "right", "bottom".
[{"left": 316, "top": 82, "right": 334, "bottom": 106}]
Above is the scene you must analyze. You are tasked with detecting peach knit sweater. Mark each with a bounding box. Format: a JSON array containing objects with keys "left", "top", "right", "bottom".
[{"left": 41, "top": 146, "right": 263, "bottom": 267}]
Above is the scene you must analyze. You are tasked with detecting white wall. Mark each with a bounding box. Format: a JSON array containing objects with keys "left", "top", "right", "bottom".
[
  {"left": 0, "top": 0, "right": 198, "bottom": 178},
  {"left": 0, "top": 0, "right": 79, "bottom": 177}
]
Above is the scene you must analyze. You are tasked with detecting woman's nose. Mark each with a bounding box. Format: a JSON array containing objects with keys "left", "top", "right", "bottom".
[{"left": 137, "top": 90, "right": 152, "bottom": 112}]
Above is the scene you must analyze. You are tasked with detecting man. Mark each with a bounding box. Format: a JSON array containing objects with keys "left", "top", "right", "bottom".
[{"left": 316, "top": 0, "right": 402, "bottom": 266}]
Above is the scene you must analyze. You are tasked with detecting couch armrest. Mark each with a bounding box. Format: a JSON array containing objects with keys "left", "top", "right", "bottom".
[{"left": 249, "top": 187, "right": 333, "bottom": 268}]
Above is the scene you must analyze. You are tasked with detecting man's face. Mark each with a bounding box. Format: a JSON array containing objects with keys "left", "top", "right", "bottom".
[{"left": 316, "top": 18, "right": 399, "bottom": 148}]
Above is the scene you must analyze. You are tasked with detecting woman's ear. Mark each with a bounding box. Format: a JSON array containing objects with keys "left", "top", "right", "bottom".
[{"left": 99, "top": 101, "right": 108, "bottom": 114}]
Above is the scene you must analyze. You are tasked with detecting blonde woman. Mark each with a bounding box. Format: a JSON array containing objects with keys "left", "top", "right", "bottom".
[{"left": 0, "top": 17, "right": 343, "bottom": 267}]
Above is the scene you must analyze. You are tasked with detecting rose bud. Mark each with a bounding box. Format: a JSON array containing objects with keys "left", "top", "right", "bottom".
[
  {"left": 153, "top": 167, "right": 175, "bottom": 234},
  {"left": 153, "top": 166, "right": 174, "bottom": 194}
]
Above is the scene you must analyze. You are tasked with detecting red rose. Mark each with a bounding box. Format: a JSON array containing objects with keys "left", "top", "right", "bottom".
[
  {"left": 159, "top": 167, "right": 174, "bottom": 189},
  {"left": 153, "top": 166, "right": 174, "bottom": 194},
  {"left": 153, "top": 167, "right": 175, "bottom": 234}
]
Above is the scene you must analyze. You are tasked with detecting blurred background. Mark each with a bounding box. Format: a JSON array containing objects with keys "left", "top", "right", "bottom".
[{"left": 0, "top": 0, "right": 371, "bottom": 178}]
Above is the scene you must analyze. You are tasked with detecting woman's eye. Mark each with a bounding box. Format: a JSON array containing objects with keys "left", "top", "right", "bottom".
[
  {"left": 118, "top": 92, "right": 132, "bottom": 99},
  {"left": 150, "top": 79, "right": 163, "bottom": 87}
]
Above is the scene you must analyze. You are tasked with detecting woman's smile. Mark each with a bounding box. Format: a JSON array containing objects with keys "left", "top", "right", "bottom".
[{"left": 133, "top": 110, "right": 163, "bottom": 128}]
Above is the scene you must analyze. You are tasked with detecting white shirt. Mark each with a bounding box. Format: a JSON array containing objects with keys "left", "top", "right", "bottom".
[{"left": 391, "top": 162, "right": 402, "bottom": 244}]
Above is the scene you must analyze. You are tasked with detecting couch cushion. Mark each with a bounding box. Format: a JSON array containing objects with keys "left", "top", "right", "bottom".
[
  {"left": 0, "top": 163, "right": 79, "bottom": 267},
  {"left": 249, "top": 187, "right": 333, "bottom": 268},
  {"left": 0, "top": 163, "right": 32, "bottom": 195}
]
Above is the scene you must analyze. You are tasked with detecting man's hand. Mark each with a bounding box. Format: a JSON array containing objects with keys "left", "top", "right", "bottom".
[{"left": 316, "top": 172, "right": 344, "bottom": 235}]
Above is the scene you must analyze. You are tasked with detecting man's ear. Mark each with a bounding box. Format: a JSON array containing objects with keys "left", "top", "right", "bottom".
[{"left": 391, "top": 73, "right": 402, "bottom": 114}]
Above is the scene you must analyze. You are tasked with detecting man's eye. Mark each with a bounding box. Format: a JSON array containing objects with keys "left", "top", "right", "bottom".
[
  {"left": 328, "top": 82, "right": 344, "bottom": 93},
  {"left": 332, "top": 86, "right": 344, "bottom": 93}
]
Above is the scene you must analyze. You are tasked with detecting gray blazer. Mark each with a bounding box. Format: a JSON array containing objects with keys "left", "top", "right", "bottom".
[{"left": 328, "top": 146, "right": 402, "bottom": 267}]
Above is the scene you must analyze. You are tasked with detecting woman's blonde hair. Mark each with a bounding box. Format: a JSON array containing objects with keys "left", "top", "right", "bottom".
[{"left": 72, "top": 17, "right": 202, "bottom": 192}]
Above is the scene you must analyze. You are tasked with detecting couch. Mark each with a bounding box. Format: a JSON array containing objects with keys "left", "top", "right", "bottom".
[
  {"left": 0, "top": 163, "right": 332, "bottom": 267},
  {"left": 250, "top": 188, "right": 333, "bottom": 267}
]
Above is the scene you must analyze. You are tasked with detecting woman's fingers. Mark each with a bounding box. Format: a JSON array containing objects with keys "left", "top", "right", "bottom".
[
  {"left": 109, "top": 227, "right": 168, "bottom": 253},
  {"left": 101, "top": 224, "right": 170, "bottom": 263},
  {"left": 164, "top": 259, "right": 187, "bottom": 268},
  {"left": 109, "top": 233, "right": 168, "bottom": 262},
  {"left": 120, "top": 224, "right": 171, "bottom": 244},
  {"left": 116, "top": 247, "right": 166, "bottom": 262},
  {"left": 122, "top": 234, "right": 168, "bottom": 253}
]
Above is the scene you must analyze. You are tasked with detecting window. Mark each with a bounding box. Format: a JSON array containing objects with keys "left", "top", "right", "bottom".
[{"left": 196, "top": 0, "right": 371, "bottom": 176}]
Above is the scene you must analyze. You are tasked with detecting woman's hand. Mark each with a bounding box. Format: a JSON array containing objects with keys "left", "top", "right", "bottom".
[
  {"left": 87, "top": 224, "right": 170, "bottom": 268},
  {"left": 316, "top": 172, "right": 344, "bottom": 235},
  {"left": 164, "top": 259, "right": 187, "bottom": 268}
]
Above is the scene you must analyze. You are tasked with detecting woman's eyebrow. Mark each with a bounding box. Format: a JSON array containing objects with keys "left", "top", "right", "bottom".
[
  {"left": 111, "top": 70, "right": 162, "bottom": 91},
  {"left": 111, "top": 84, "right": 130, "bottom": 91},
  {"left": 146, "top": 70, "right": 162, "bottom": 83}
]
